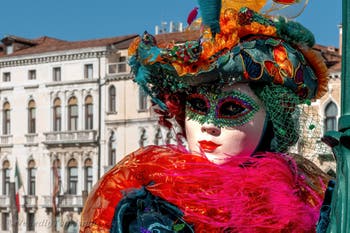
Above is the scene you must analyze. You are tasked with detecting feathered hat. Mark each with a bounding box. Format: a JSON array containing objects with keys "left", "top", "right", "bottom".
[
  {"left": 128, "top": 0, "right": 329, "bottom": 152},
  {"left": 128, "top": 0, "right": 328, "bottom": 109}
]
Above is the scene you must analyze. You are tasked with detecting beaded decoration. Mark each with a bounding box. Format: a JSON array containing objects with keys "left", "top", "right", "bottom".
[{"left": 186, "top": 87, "right": 260, "bottom": 128}]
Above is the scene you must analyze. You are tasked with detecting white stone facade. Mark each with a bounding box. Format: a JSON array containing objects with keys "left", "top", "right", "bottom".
[{"left": 0, "top": 35, "right": 177, "bottom": 233}]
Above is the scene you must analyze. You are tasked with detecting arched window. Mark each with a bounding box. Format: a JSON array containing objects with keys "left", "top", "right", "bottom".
[
  {"left": 84, "top": 159, "right": 93, "bottom": 193},
  {"left": 2, "top": 161, "right": 10, "bottom": 195},
  {"left": 109, "top": 85, "right": 116, "bottom": 112},
  {"left": 67, "top": 159, "right": 78, "bottom": 195},
  {"left": 2, "top": 102, "right": 11, "bottom": 135},
  {"left": 68, "top": 97, "right": 78, "bottom": 131},
  {"left": 1, "top": 212, "right": 9, "bottom": 231},
  {"left": 28, "top": 100, "right": 36, "bottom": 133},
  {"left": 166, "top": 130, "right": 173, "bottom": 144},
  {"left": 108, "top": 132, "right": 116, "bottom": 165},
  {"left": 53, "top": 98, "right": 62, "bottom": 131},
  {"left": 154, "top": 128, "right": 163, "bottom": 145},
  {"left": 139, "top": 87, "right": 148, "bottom": 111},
  {"left": 64, "top": 220, "right": 78, "bottom": 233},
  {"left": 27, "top": 212, "right": 35, "bottom": 231},
  {"left": 85, "top": 96, "right": 93, "bottom": 130},
  {"left": 27, "top": 160, "right": 36, "bottom": 195},
  {"left": 139, "top": 128, "right": 147, "bottom": 147},
  {"left": 324, "top": 102, "right": 338, "bottom": 132},
  {"left": 52, "top": 159, "right": 61, "bottom": 195}
]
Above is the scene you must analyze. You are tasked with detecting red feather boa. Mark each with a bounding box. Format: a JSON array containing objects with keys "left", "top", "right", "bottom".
[{"left": 80, "top": 145, "right": 325, "bottom": 232}]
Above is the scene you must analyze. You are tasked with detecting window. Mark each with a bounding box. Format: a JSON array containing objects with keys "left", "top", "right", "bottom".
[
  {"left": 2, "top": 72, "right": 11, "bottom": 82},
  {"left": 118, "top": 56, "right": 126, "bottom": 73},
  {"left": 27, "top": 160, "right": 36, "bottom": 195},
  {"left": 2, "top": 161, "right": 10, "bottom": 195},
  {"left": 68, "top": 97, "right": 78, "bottom": 131},
  {"left": 84, "top": 159, "right": 93, "bottom": 193},
  {"left": 324, "top": 102, "right": 338, "bottom": 132},
  {"left": 109, "top": 85, "right": 116, "bottom": 112},
  {"left": 108, "top": 64, "right": 117, "bottom": 74},
  {"left": 53, "top": 98, "right": 62, "bottom": 131},
  {"left": 28, "top": 100, "right": 36, "bottom": 133},
  {"left": 2, "top": 102, "right": 11, "bottom": 135},
  {"left": 108, "top": 132, "right": 116, "bottom": 165},
  {"left": 139, "top": 87, "right": 148, "bottom": 111},
  {"left": 28, "top": 70, "right": 36, "bottom": 80},
  {"left": 154, "top": 128, "right": 163, "bottom": 145},
  {"left": 64, "top": 221, "right": 78, "bottom": 233},
  {"left": 27, "top": 213, "right": 35, "bottom": 231},
  {"left": 84, "top": 64, "right": 93, "bottom": 79},
  {"left": 85, "top": 96, "right": 93, "bottom": 130},
  {"left": 139, "top": 128, "right": 147, "bottom": 147},
  {"left": 166, "top": 130, "right": 173, "bottom": 144},
  {"left": 67, "top": 159, "right": 78, "bottom": 195},
  {"left": 53, "top": 67, "right": 61, "bottom": 81},
  {"left": 1, "top": 213, "right": 9, "bottom": 231}
]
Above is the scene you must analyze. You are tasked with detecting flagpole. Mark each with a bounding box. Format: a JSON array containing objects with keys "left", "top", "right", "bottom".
[{"left": 9, "top": 182, "right": 18, "bottom": 233}]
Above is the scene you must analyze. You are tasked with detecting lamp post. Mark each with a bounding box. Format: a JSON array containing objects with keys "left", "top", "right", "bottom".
[{"left": 324, "top": 0, "right": 350, "bottom": 232}]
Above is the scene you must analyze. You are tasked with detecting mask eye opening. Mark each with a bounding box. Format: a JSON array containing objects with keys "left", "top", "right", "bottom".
[
  {"left": 216, "top": 96, "right": 253, "bottom": 119},
  {"left": 186, "top": 93, "right": 210, "bottom": 115}
]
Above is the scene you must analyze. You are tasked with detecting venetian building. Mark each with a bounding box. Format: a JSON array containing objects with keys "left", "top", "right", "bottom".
[
  {"left": 291, "top": 26, "right": 342, "bottom": 177},
  {"left": 0, "top": 34, "right": 137, "bottom": 233}
]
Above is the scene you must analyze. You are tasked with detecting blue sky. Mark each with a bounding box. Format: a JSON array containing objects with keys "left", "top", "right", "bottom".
[{"left": 0, "top": 0, "right": 342, "bottom": 47}]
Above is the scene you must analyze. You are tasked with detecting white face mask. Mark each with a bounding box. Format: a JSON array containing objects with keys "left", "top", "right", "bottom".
[{"left": 185, "top": 83, "right": 267, "bottom": 164}]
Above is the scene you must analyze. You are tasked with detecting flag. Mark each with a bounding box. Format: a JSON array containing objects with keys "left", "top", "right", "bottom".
[
  {"left": 15, "top": 161, "right": 23, "bottom": 213},
  {"left": 52, "top": 159, "right": 60, "bottom": 217}
]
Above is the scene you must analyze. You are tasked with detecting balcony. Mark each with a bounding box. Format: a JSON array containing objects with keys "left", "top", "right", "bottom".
[
  {"left": 23, "top": 195, "right": 38, "bottom": 211},
  {"left": 0, "top": 135, "right": 13, "bottom": 147},
  {"left": 107, "top": 62, "right": 128, "bottom": 75},
  {"left": 59, "top": 195, "right": 83, "bottom": 208},
  {"left": 43, "top": 130, "right": 97, "bottom": 147},
  {"left": 0, "top": 195, "right": 10, "bottom": 209},
  {"left": 25, "top": 133, "right": 39, "bottom": 146},
  {"left": 42, "top": 195, "right": 83, "bottom": 210}
]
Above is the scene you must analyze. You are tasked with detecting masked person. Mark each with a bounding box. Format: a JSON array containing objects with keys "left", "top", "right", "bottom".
[{"left": 80, "top": 1, "right": 331, "bottom": 232}]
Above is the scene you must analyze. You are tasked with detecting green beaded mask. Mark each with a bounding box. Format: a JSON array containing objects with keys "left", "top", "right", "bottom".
[{"left": 186, "top": 87, "right": 260, "bottom": 128}]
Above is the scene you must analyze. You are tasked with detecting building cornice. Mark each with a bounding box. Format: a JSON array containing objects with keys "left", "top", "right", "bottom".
[
  {"left": 105, "top": 117, "right": 158, "bottom": 125},
  {"left": 106, "top": 73, "right": 134, "bottom": 81},
  {"left": 0, "top": 50, "right": 107, "bottom": 68},
  {"left": 45, "top": 79, "right": 99, "bottom": 87}
]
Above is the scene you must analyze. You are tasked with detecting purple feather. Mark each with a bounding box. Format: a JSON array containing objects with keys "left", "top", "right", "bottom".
[{"left": 187, "top": 7, "right": 199, "bottom": 25}]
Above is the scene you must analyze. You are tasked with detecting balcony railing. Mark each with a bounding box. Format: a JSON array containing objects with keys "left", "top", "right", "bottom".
[
  {"left": 42, "top": 195, "right": 83, "bottom": 209},
  {"left": 0, "top": 195, "right": 10, "bottom": 208},
  {"left": 43, "top": 130, "right": 97, "bottom": 146},
  {"left": 25, "top": 133, "right": 39, "bottom": 145},
  {"left": 59, "top": 195, "right": 83, "bottom": 208},
  {"left": 23, "top": 195, "right": 38, "bottom": 209},
  {"left": 0, "top": 135, "right": 13, "bottom": 147},
  {"left": 107, "top": 62, "right": 128, "bottom": 74},
  {"left": 42, "top": 195, "right": 54, "bottom": 208}
]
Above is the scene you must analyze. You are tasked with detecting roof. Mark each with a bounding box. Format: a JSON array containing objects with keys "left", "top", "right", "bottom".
[
  {"left": 0, "top": 34, "right": 138, "bottom": 57},
  {"left": 1, "top": 35, "right": 38, "bottom": 46},
  {"left": 155, "top": 30, "right": 200, "bottom": 45},
  {"left": 0, "top": 32, "right": 341, "bottom": 74}
]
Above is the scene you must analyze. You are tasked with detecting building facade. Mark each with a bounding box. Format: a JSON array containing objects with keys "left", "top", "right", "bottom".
[{"left": 0, "top": 30, "right": 342, "bottom": 232}]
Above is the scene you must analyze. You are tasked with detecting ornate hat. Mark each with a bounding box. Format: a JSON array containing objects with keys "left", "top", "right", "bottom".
[{"left": 128, "top": 0, "right": 328, "bottom": 110}]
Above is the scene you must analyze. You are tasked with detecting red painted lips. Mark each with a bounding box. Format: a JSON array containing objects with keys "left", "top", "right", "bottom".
[{"left": 198, "top": 140, "right": 221, "bottom": 152}]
